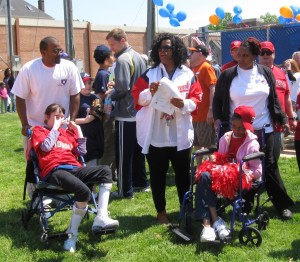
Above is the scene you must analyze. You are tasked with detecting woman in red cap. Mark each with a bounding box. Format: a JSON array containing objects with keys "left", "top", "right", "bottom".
[{"left": 195, "top": 105, "right": 261, "bottom": 242}]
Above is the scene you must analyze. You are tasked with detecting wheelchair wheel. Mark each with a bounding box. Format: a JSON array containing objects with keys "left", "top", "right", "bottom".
[
  {"left": 238, "top": 226, "right": 262, "bottom": 247},
  {"left": 257, "top": 211, "right": 269, "bottom": 231}
]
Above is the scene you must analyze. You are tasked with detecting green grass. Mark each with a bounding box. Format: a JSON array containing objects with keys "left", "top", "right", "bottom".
[{"left": 0, "top": 112, "right": 300, "bottom": 261}]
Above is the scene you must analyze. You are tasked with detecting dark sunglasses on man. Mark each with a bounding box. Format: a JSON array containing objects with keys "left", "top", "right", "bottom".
[{"left": 260, "top": 50, "right": 273, "bottom": 56}]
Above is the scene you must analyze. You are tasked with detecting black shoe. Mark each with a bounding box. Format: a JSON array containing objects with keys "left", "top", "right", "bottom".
[{"left": 281, "top": 209, "right": 292, "bottom": 220}]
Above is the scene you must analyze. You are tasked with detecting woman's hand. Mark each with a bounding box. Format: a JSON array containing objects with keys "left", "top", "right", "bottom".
[
  {"left": 149, "top": 82, "right": 159, "bottom": 96},
  {"left": 170, "top": 97, "right": 184, "bottom": 109}
]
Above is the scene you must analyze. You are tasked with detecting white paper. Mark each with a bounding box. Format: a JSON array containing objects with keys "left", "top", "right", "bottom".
[{"left": 150, "top": 77, "right": 181, "bottom": 115}]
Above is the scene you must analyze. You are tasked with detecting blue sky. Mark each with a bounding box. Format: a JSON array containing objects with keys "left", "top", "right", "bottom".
[{"left": 25, "top": 0, "right": 299, "bottom": 30}]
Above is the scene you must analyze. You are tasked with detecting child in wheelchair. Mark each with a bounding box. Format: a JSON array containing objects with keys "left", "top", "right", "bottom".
[
  {"left": 195, "top": 106, "right": 262, "bottom": 242},
  {"left": 30, "top": 103, "right": 119, "bottom": 252}
]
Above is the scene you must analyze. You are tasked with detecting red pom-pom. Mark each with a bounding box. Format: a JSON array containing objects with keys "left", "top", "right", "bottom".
[{"left": 195, "top": 152, "right": 253, "bottom": 199}]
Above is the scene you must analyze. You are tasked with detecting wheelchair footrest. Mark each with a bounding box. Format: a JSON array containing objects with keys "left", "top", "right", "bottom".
[
  {"left": 169, "top": 224, "right": 194, "bottom": 242},
  {"left": 92, "top": 227, "right": 117, "bottom": 235},
  {"left": 41, "top": 232, "right": 71, "bottom": 242}
]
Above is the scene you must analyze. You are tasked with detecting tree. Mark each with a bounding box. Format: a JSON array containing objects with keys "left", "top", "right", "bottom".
[
  {"left": 208, "top": 12, "right": 232, "bottom": 30},
  {"left": 260, "top": 12, "right": 278, "bottom": 24}
]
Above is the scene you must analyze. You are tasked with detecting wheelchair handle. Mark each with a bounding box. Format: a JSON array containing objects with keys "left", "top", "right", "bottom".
[
  {"left": 242, "top": 152, "right": 265, "bottom": 162},
  {"left": 192, "top": 147, "right": 217, "bottom": 157}
]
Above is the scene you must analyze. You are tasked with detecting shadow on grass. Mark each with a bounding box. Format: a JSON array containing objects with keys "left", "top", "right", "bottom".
[
  {"left": 269, "top": 239, "right": 300, "bottom": 260},
  {"left": 0, "top": 205, "right": 156, "bottom": 260}
]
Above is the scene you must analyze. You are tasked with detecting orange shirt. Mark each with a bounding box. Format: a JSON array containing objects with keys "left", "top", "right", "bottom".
[{"left": 192, "top": 61, "right": 217, "bottom": 122}]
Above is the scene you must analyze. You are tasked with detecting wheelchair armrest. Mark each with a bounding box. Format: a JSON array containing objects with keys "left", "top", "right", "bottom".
[
  {"left": 193, "top": 147, "right": 217, "bottom": 157},
  {"left": 242, "top": 152, "right": 265, "bottom": 162}
]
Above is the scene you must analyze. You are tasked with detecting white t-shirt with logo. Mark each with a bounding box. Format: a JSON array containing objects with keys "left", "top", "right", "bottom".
[
  {"left": 12, "top": 58, "right": 84, "bottom": 126},
  {"left": 230, "top": 65, "right": 273, "bottom": 133}
]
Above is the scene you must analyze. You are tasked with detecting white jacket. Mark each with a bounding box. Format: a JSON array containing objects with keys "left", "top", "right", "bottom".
[{"left": 136, "top": 63, "right": 197, "bottom": 154}]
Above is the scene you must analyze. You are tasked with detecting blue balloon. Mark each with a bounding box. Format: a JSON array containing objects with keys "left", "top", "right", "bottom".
[
  {"left": 169, "top": 12, "right": 176, "bottom": 19},
  {"left": 290, "top": 5, "right": 299, "bottom": 17},
  {"left": 176, "top": 11, "right": 187, "bottom": 22},
  {"left": 278, "top": 15, "right": 286, "bottom": 25},
  {"left": 152, "top": 0, "right": 163, "bottom": 6},
  {"left": 159, "top": 7, "right": 170, "bottom": 18},
  {"left": 166, "top": 3, "right": 175, "bottom": 13},
  {"left": 278, "top": 16, "right": 287, "bottom": 24},
  {"left": 215, "top": 7, "right": 225, "bottom": 19},
  {"left": 169, "top": 17, "right": 180, "bottom": 27},
  {"left": 233, "top": 5, "right": 242, "bottom": 15},
  {"left": 232, "top": 14, "right": 242, "bottom": 24}
]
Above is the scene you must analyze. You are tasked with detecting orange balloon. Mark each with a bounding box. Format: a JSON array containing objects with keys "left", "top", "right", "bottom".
[
  {"left": 296, "top": 14, "right": 300, "bottom": 21},
  {"left": 280, "top": 6, "right": 294, "bottom": 19},
  {"left": 209, "top": 14, "right": 219, "bottom": 25}
]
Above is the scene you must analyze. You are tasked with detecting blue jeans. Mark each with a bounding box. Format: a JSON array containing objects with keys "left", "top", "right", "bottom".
[
  {"left": 7, "top": 92, "right": 15, "bottom": 112},
  {"left": 195, "top": 172, "right": 217, "bottom": 220}
]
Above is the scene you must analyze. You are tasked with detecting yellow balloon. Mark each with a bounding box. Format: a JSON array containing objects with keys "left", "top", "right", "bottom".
[
  {"left": 296, "top": 14, "right": 300, "bottom": 21},
  {"left": 280, "top": 6, "right": 294, "bottom": 19},
  {"left": 209, "top": 14, "right": 219, "bottom": 25}
]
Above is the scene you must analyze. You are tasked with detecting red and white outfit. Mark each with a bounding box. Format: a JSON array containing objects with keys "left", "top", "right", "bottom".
[{"left": 132, "top": 63, "right": 202, "bottom": 213}]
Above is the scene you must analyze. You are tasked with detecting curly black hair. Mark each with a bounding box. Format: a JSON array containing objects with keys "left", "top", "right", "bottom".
[
  {"left": 150, "top": 33, "right": 188, "bottom": 68},
  {"left": 240, "top": 37, "right": 261, "bottom": 57}
]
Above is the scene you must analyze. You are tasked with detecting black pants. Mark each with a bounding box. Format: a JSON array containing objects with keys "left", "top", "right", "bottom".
[
  {"left": 146, "top": 145, "right": 191, "bottom": 213},
  {"left": 254, "top": 130, "right": 294, "bottom": 212},
  {"left": 47, "top": 165, "right": 112, "bottom": 202},
  {"left": 115, "top": 120, "right": 148, "bottom": 198}
]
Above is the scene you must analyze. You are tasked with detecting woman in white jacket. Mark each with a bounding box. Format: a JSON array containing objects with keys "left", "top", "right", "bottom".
[{"left": 132, "top": 33, "right": 202, "bottom": 224}]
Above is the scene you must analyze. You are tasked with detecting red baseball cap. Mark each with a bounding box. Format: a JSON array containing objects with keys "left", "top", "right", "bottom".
[
  {"left": 80, "top": 72, "right": 93, "bottom": 83},
  {"left": 260, "top": 41, "right": 275, "bottom": 52},
  {"left": 234, "top": 106, "right": 256, "bottom": 133},
  {"left": 230, "top": 40, "right": 242, "bottom": 51}
]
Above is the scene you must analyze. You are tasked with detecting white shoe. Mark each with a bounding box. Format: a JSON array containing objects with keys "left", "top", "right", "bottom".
[
  {"left": 63, "top": 234, "right": 78, "bottom": 253},
  {"left": 92, "top": 212, "right": 119, "bottom": 232},
  {"left": 200, "top": 226, "right": 216, "bottom": 242},
  {"left": 213, "top": 217, "right": 230, "bottom": 240}
]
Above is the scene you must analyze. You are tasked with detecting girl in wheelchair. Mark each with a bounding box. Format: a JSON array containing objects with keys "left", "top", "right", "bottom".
[
  {"left": 195, "top": 106, "right": 262, "bottom": 242},
  {"left": 31, "top": 103, "right": 119, "bottom": 252}
]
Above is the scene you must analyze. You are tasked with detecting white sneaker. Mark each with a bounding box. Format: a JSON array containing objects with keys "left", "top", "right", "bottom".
[
  {"left": 200, "top": 226, "right": 216, "bottom": 242},
  {"left": 213, "top": 217, "right": 230, "bottom": 240},
  {"left": 92, "top": 212, "right": 119, "bottom": 232},
  {"left": 63, "top": 234, "right": 78, "bottom": 253}
]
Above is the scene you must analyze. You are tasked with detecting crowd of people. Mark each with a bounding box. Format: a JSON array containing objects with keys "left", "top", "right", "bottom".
[{"left": 6, "top": 30, "right": 300, "bottom": 252}]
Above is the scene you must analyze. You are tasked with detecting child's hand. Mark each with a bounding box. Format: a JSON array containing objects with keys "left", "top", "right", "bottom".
[
  {"left": 53, "top": 116, "right": 66, "bottom": 130},
  {"left": 68, "top": 121, "right": 84, "bottom": 138},
  {"left": 209, "top": 154, "right": 216, "bottom": 162}
]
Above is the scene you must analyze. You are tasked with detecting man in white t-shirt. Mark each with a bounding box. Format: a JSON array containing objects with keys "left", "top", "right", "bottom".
[
  {"left": 12, "top": 36, "right": 84, "bottom": 197},
  {"left": 12, "top": 36, "right": 83, "bottom": 134}
]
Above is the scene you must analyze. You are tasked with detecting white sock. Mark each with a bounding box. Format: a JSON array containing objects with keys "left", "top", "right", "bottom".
[
  {"left": 66, "top": 204, "right": 88, "bottom": 236},
  {"left": 97, "top": 183, "right": 112, "bottom": 216}
]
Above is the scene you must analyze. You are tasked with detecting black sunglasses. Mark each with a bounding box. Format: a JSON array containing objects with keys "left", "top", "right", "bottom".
[
  {"left": 260, "top": 50, "right": 273, "bottom": 56},
  {"left": 158, "top": 45, "right": 173, "bottom": 52}
]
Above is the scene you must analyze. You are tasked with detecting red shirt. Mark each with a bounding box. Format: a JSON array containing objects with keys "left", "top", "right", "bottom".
[
  {"left": 272, "top": 66, "right": 290, "bottom": 132},
  {"left": 221, "top": 60, "right": 238, "bottom": 71},
  {"left": 295, "top": 93, "right": 300, "bottom": 141},
  {"left": 32, "top": 126, "right": 82, "bottom": 178},
  {"left": 226, "top": 135, "right": 246, "bottom": 159}
]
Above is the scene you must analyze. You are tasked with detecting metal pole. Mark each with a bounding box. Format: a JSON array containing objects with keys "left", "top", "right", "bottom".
[
  {"left": 7, "top": 0, "right": 13, "bottom": 66},
  {"left": 146, "top": 0, "right": 155, "bottom": 54},
  {"left": 63, "top": 0, "right": 75, "bottom": 59}
]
